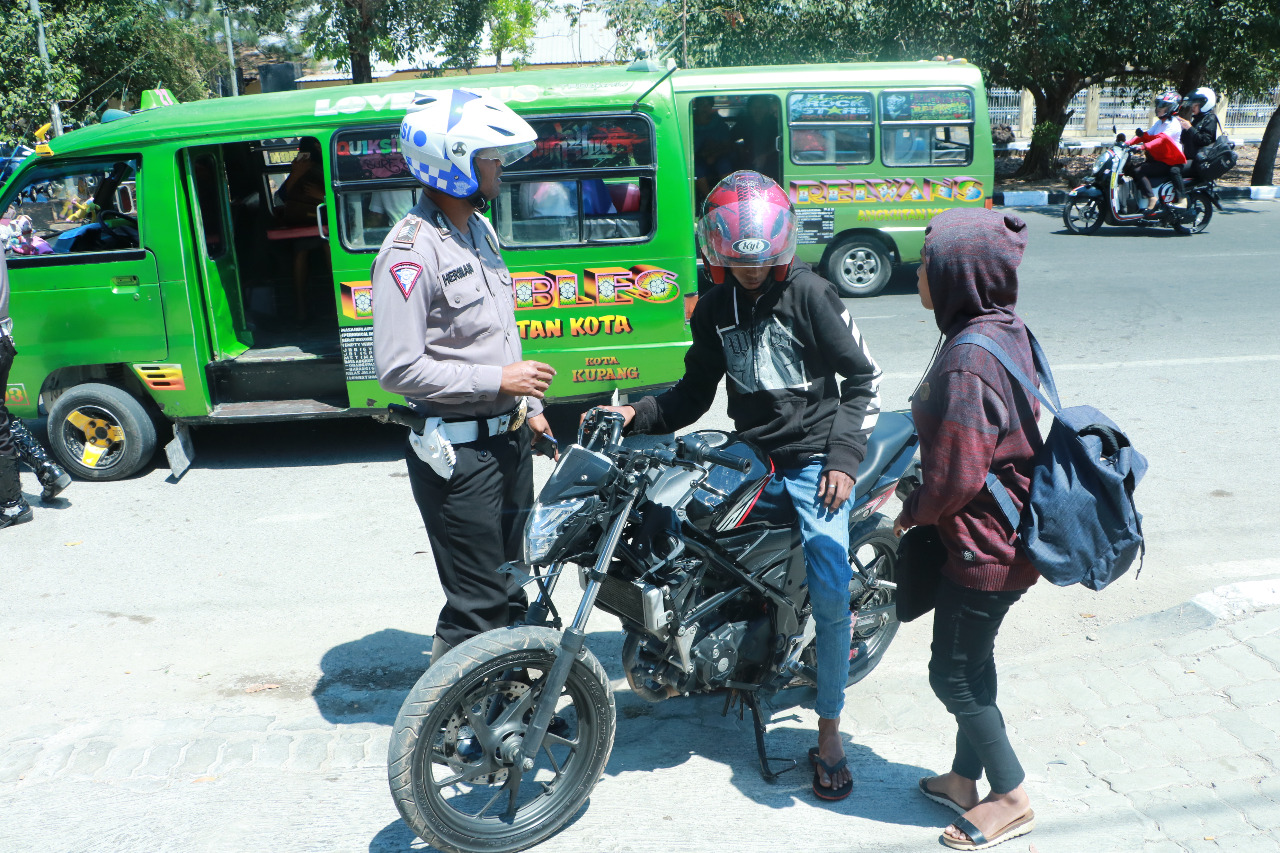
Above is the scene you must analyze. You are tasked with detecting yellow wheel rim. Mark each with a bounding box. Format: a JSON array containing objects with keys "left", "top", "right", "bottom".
[{"left": 64, "top": 408, "right": 126, "bottom": 469}]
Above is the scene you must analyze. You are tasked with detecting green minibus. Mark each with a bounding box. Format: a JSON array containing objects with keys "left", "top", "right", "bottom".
[{"left": 1, "top": 60, "right": 991, "bottom": 481}]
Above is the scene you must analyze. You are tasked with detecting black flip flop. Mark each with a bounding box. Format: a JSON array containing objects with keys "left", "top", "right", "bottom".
[{"left": 809, "top": 748, "right": 852, "bottom": 801}]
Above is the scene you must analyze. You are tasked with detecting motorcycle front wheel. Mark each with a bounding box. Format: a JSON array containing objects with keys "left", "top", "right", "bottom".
[
  {"left": 1062, "top": 198, "right": 1104, "bottom": 234},
  {"left": 388, "top": 626, "right": 615, "bottom": 853},
  {"left": 845, "top": 513, "right": 901, "bottom": 685}
]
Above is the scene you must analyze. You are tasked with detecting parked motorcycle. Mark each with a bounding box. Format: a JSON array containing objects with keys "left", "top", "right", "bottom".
[
  {"left": 387, "top": 406, "right": 919, "bottom": 853},
  {"left": 1063, "top": 135, "right": 1222, "bottom": 236}
]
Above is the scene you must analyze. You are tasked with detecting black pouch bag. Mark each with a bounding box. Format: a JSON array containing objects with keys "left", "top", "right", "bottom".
[{"left": 895, "top": 524, "right": 946, "bottom": 623}]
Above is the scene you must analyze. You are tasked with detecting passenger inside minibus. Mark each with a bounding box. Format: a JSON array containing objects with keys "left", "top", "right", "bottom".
[{"left": 690, "top": 94, "right": 782, "bottom": 208}]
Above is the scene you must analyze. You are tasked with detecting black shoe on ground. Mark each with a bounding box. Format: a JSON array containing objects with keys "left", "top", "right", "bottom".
[
  {"left": 36, "top": 463, "right": 72, "bottom": 501},
  {"left": 0, "top": 501, "right": 33, "bottom": 529}
]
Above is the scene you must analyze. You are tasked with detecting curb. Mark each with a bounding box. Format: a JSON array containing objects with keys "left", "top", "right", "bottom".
[{"left": 995, "top": 185, "right": 1279, "bottom": 207}]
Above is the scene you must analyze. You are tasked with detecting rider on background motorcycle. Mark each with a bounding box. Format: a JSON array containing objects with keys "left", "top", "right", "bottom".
[
  {"left": 1178, "top": 86, "right": 1221, "bottom": 172},
  {"left": 1129, "top": 90, "right": 1187, "bottom": 214},
  {"left": 588, "top": 170, "right": 883, "bottom": 801}
]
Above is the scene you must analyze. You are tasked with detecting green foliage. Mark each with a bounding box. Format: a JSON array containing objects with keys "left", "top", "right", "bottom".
[
  {"left": 2, "top": 0, "right": 218, "bottom": 139},
  {"left": 230, "top": 0, "right": 491, "bottom": 84},
  {"left": 487, "top": 0, "right": 550, "bottom": 70}
]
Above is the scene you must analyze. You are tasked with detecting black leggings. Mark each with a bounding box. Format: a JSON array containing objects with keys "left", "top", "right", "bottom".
[
  {"left": 928, "top": 577, "right": 1026, "bottom": 794},
  {"left": 0, "top": 337, "right": 15, "bottom": 458}
]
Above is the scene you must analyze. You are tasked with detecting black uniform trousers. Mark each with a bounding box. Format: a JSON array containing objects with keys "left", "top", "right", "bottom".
[
  {"left": 928, "top": 577, "right": 1027, "bottom": 794},
  {"left": 405, "top": 426, "right": 533, "bottom": 648},
  {"left": 0, "top": 336, "right": 16, "bottom": 458}
]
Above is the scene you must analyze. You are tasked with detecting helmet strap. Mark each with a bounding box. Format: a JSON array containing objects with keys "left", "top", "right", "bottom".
[{"left": 467, "top": 191, "right": 489, "bottom": 213}]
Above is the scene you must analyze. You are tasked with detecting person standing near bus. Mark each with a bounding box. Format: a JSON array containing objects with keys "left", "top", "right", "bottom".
[
  {"left": 373, "top": 89, "right": 558, "bottom": 663},
  {"left": 1, "top": 252, "right": 33, "bottom": 529}
]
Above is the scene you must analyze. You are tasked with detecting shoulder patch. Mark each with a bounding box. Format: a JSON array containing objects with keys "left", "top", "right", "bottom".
[
  {"left": 392, "top": 217, "right": 423, "bottom": 247},
  {"left": 391, "top": 262, "right": 423, "bottom": 299}
]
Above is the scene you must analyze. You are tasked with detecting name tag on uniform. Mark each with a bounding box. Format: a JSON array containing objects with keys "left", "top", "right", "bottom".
[{"left": 441, "top": 262, "right": 475, "bottom": 286}]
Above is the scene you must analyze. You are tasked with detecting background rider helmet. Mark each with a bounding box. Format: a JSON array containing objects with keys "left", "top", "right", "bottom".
[
  {"left": 1154, "top": 91, "right": 1181, "bottom": 120},
  {"left": 398, "top": 88, "right": 537, "bottom": 210},
  {"left": 1185, "top": 87, "right": 1217, "bottom": 112},
  {"left": 695, "top": 170, "right": 798, "bottom": 284}
]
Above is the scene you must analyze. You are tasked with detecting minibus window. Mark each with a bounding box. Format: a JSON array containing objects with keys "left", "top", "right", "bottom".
[
  {"left": 329, "top": 127, "right": 422, "bottom": 250},
  {"left": 879, "top": 89, "right": 975, "bottom": 167},
  {"left": 787, "top": 91, "right": 874, "bottom": 165},
  {"left": 2, "top": 157, "right": 140, "bottom": 258},
  {"left": 494, "top": 115, "right": 656, "bottom": 248}
]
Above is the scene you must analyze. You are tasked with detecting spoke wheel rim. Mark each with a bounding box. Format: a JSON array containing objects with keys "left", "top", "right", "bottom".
[
  {"left": 1068, "top": 200, "right": 1099, "bottom": 230},
  {"left": 61, "top": 405, "right": 127, "bottom": 471},
  {"left": 413, "top": 652, "right": 600, "bottom": 841}
]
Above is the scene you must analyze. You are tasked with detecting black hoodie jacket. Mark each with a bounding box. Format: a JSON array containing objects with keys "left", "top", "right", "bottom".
[{"left": 629, "top": 261, "right": 882, "bottom": 476}]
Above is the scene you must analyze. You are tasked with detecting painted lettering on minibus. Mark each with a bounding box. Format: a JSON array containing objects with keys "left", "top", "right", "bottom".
[
  {"left": 511, "top": 265, "right": 679, "bottom": 310},
  {"left": 790, "top": 177, "right": 985, "bottom": 205},
  {"left": 314, "top": 85, "right": 540, "bottom": 117}
]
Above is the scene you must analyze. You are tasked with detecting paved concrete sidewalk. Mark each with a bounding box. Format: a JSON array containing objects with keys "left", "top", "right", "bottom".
[{"left": 0, "top": 587, "right": 1276, "bottom": 852}]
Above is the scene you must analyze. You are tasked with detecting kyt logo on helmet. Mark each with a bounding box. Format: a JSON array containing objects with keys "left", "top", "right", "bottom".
[
  {"left": 696, "top": 171, "right": 799, "bottom": 284},
  {"left": 398, "top": 88, "right": 537, "bottom": 208}
]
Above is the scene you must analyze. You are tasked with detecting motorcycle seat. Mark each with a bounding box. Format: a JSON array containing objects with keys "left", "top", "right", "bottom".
[{"left": 854, "top": 411, "right": 916, "bottom": 499}]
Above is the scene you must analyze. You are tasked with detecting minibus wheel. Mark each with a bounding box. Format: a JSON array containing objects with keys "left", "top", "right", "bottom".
[
  {"left": 47, "top": 383, "right": 158, "bottom": 481},
  {"left": 826, "top": 236, "right": 893, "bottom": 297}
]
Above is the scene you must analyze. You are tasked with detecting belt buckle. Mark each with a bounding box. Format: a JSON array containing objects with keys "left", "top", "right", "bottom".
[{"left": 508, "top": 398, "right": 528, "bottom": 433}]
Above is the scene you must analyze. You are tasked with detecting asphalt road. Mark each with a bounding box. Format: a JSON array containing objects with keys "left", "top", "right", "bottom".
[{"left": 3, "top": 200, "right": 1279, "bottom": 852}]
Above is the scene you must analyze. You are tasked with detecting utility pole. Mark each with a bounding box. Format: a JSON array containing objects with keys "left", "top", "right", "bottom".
[
  {"left": 680, "top": 0, "right": 688, "bottom": 69},
  {"left": 28, "top": 0, "right": 64, "bottom": 136},
  {"left": 219, "top": 5, "right": 239, "bottom": 96}
]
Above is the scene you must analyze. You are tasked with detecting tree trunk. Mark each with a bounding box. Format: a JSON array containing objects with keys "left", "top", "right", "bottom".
[
  {"left": 349, "top": 48, "right": 372, "bottom": 85},
  {"left": 1177, "top": 57, "right": 1207, "bottom": 98},
  {"left": 1252, "top": 103, "right": 1280, "bottom": 186},
  {"left": 1015, "top": 86, "right": 1078, "bottom": 179}
]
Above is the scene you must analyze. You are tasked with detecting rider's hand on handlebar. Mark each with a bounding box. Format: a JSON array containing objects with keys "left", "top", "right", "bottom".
[
  {"left": 579, "top": 405, "right": 635, "bottom": 428},
  {"left": 818, "top": 469, "right": 855, "bottom": 512}
]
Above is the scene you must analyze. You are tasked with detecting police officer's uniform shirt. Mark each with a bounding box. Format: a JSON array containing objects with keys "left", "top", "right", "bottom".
[{"left": 372, "top": 194, "right": 540, "bottom": 418}]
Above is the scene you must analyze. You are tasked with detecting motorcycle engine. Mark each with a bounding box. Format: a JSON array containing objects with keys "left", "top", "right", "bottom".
[{"left": 692, "top": 621, "right": 748, "bottom": 685}]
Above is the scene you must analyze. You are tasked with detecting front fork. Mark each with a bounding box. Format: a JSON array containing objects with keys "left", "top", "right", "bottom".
[{"left": 511, "top": 493, "right": 636, "bottom": 772}]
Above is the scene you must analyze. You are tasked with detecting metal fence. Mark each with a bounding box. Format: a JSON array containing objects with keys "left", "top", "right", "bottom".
[{"left": 987, "top": 84, "right": 1279, "bottom": 136}]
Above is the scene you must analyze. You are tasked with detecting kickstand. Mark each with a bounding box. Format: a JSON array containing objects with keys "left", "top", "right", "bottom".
[{"left": 743, "top": 692, "right": 797, "bottom": 783}]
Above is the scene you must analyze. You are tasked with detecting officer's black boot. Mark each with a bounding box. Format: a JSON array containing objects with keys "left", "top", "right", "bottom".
[
  {"left": 10, "top": 419, "right": 71, "bottom": 501},
  {"left": 0, "top": 454, "right": 33, "bottom": 530}
]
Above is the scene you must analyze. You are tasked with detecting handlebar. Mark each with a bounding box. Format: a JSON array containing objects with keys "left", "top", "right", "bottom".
[{"left": 680, "top": 433, "right": 752, "bottom": 473}]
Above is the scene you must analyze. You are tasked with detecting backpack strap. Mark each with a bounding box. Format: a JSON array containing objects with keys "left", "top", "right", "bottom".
[{"left": 952, "top": 330, "right": 1060, "bottom": 534}]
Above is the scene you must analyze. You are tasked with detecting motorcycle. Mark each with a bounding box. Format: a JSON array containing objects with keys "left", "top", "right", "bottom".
[
  {"left": 1063, "top": 134, "right": 1222, "bottom": 236},
  {"left": 386, "top": 406, "right": 919, "bottom": 853}
]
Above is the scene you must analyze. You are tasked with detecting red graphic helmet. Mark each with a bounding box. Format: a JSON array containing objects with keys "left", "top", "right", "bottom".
[{"left": 696, "top": 171, "right": 798, "bottom": 284}]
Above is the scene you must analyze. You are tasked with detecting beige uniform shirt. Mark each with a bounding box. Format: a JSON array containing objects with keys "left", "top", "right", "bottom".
[{"left": 372, "top": 195, "right": 540, "bottom": 418}]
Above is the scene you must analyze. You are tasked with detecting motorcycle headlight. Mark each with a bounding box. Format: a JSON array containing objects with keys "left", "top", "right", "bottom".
[
  {"left": 1092, "top": 151, "right": 1109, "bottom": 174},
  {"left": 523, "top": 498, "right": 587, "bottom": 564}
]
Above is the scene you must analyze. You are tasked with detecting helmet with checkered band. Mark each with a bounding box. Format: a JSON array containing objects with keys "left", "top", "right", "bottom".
[{"left": 399, "top": 88, "right": 537, "bottom": 199}]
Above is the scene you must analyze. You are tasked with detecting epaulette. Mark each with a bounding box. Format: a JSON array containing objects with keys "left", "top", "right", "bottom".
[{"left": 391, "top": 216, "right": 423, "bottom": 248}]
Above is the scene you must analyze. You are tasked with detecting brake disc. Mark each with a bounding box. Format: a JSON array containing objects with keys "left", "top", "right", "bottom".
[{"left": 439, "top": 680, "right": 529, "bottom": 786}]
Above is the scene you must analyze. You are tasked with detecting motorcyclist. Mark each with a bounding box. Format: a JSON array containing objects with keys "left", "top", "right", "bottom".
[
  {"left": 1178, "top": 86, "right": 1221, "bottom": 174},
  {"left": 587, "top": 170, "right": 883, "bottom": 802},
  {"left": 1129, "top": 90, "right": 1187, "bottom": 214}
]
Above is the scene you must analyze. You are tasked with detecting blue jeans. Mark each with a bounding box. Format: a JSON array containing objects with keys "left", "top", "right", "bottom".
[{"left": 776, "top": 460, "right": 854, "bottom": 720}]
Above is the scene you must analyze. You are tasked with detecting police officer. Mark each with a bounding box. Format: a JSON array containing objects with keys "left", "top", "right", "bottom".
[
  {"left": 373, "top": 89, "right": 556, "bottom": 662},
  {"left": 1, "top": 252, "right": 33, "bottom": 529}
]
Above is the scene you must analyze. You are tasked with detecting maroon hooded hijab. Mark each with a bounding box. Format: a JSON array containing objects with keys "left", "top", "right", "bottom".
[{"left": 899, "top": 208, "right": 1042, "bottom": 591}]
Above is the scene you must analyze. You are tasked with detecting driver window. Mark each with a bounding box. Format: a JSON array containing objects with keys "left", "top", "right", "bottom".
[{"left": 2, "top": 157, "right": 140, "bottom": 258}]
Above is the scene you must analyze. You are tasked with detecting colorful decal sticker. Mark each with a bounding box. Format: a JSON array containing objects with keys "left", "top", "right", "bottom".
[
  {"left": 571, "top": 356, "right": 640, "bottom": 383},
  {"left": 796, "top": 208, "right": 836, "bottom": 245},
  {"left": 881, "top": 89, "right": 974, "bottom": 122},
  {"left": 131, "top": 364, "right": 186, "bottom": 391},
  {"left": 339, "top": 327, "right": 377, "bottom": 381},
  {"left": 790, "top": 177, "right": 985, "bottom": 205},
  {"left": 509, "top": 116, "right": 653, "bottom": 172},
  {"left": 788, "top": 92, "right": 873, "bottom": 123},
  {"left": 511, "top": 265, "right": 679, "bottom": 310},
  {"left": 342, "top": 281, "right": 374, "bottom": 320},
  {"left": 333, "top": 128, "right": 410, "bottom": 182},
  {"left": 4, "top": 384, "right": 28, "bottom": 407},
  {"left": 516, "top": 315, "right": 633, "bottom": 340},
  {"left": 854, "top": 207, "right": 962, "bottom": 222},
  {"left": 391, "top": 262, "right": 422, "bottom": 299}
]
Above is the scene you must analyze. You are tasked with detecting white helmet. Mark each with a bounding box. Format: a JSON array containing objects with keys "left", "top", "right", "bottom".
[
  {"left": 1188, "top": 86, "right": 1217, "bottom": 111},
  {"left": 399, "top": 88, "right": 537, "bottom": 198}
]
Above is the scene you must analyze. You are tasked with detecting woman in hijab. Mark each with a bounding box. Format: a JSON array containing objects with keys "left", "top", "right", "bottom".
[{"left": 894, "top": 207, "right": 1040, "bottom": 850}]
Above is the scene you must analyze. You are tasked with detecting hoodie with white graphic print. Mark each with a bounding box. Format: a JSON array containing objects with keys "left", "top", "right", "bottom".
[{"left": 629, "top": 260, "right": 882, "bottom": 478}]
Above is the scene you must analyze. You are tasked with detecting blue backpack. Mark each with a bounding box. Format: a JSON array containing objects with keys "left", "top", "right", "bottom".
[{"left": 953, "top": 331, "right": 1148, "bottom": 591}]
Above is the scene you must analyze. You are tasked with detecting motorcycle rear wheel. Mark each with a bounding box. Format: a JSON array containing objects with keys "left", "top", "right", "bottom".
[
  {"left": 845, "top": 513, "right": 900, "bottom": 685},
  {"left": 388, "top": 626, "right": 615, "bottom": 853},
  {"left": 1171, "top": 194, "right": 1213, "bottom": 235},
  {"left": 1062, "top": 198, "right": 1103, "bottom": 235}
]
